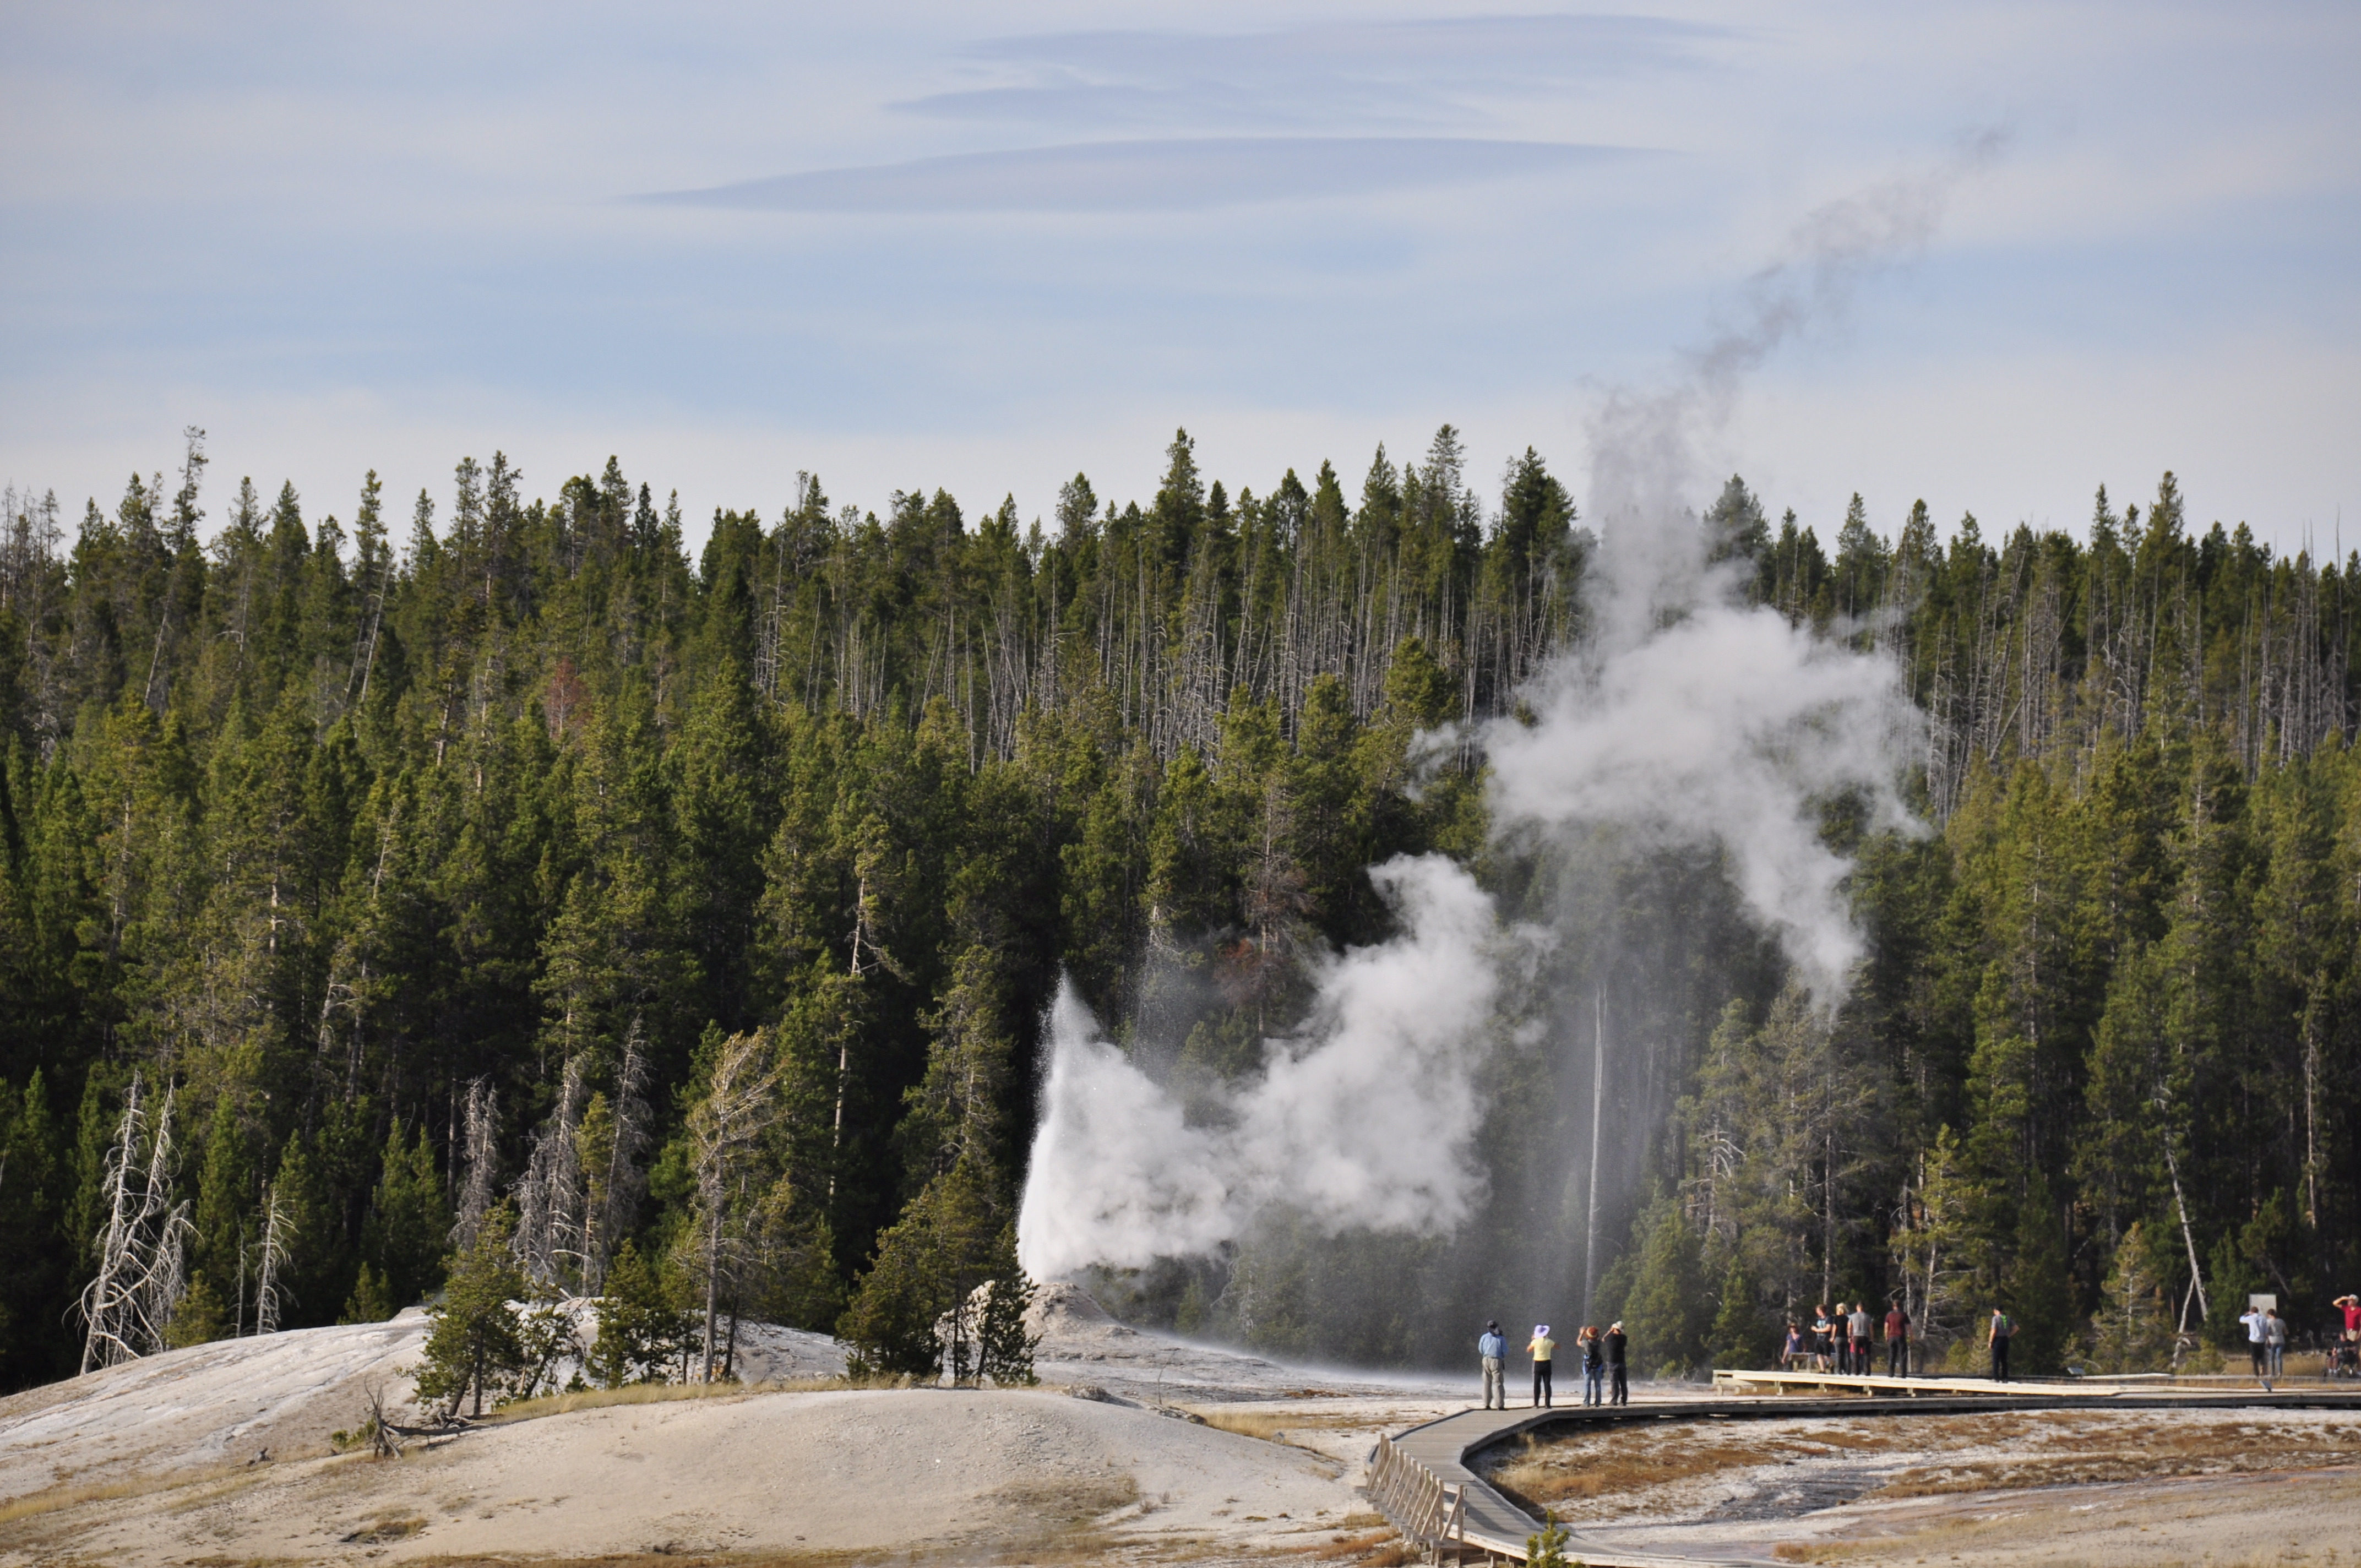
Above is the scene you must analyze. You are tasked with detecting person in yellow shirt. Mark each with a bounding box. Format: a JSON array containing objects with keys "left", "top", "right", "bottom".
[{"left": 1527, "top": 1324, "right": 1557, "bottom": 1408}]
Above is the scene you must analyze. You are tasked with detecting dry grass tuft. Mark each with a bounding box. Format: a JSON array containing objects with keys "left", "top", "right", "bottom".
[
  {"left": 1198, "top": 1409, "right": 1294, "bottom": 1443},
  {"left": 1490, "top": 1427, "right": 1805, "bottom": 1512},
  {"left": 0, "top": 1476, "right": 157, "bottom": 1528},
  {"left": 341, "top": 1511, "right": 428, "bottom": 1544},
  {"left": 1307, "top": 1526, "right": 1400, "bottom": 1559},
  {"left": 992, "top": 1471, "right": 1142, "bottom": 1526},
  {"left": 0, "top": 1462, "right": 261, "bottom": 1533}
]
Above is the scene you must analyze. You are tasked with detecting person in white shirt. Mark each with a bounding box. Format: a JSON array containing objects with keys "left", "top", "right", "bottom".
[{"left": 2239, "top": 1304, "right": 2272, "bottom": 1389}]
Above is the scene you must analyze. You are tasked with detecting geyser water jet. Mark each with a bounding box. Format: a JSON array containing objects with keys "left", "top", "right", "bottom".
[{"left": 1016, "top": 147, "right": 1995, "bottom": 1354}]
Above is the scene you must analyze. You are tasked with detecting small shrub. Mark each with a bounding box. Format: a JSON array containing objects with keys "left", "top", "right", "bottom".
[
  {"left": 341, "top": 1262, "right": 396, "bottom": 1325},
  {"left": 164, "top": 1274, "right": 230, "bottom": 1348},
  {"left": 978, "top": 1272, "right": 1041, "bottom": 1386},
  {"left": 1527, "top": 1509, "right": 1576, "bottom": 1568}
]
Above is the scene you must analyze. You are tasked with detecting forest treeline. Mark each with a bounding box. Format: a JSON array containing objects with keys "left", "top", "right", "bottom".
[{"left": 0, "top": 425, "right": 2354, "bottom": 1389}]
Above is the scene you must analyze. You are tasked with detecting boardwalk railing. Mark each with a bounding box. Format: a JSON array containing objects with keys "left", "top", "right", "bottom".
[
  {"left": 1367, "top": 1434, "right": 1467, "bottom": 1554},
  {"left": 1710, "top": 1368, "right": 2121, "bottom": 1398}
]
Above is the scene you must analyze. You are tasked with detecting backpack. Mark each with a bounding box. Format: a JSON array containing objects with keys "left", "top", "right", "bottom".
[{"left": 1994, "top": 1313, "right": 2013, "bottom": 1337}]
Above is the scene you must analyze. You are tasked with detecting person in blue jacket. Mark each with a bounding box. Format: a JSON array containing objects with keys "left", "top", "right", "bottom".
[{"left": 1478, "top": 1320, "right": 1507, "bottom": 1409}]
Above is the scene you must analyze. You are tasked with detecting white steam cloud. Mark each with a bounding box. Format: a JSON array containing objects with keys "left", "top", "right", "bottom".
[
  {"left": 1484, "top": 600, "right": 1916, "bottom": 1005},
  {"left": 1017, "top": 144, "right": 1996, "bottom": 1282},
  {"left": 1018, "top": 854, "right": 1505, "bottom": 1280}
]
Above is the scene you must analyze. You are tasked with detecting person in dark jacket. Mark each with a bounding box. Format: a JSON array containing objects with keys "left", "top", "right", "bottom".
[
  {"left": 1579, "top": 1326, "right": 1605, "bottom": 1406},
  {"left": 1988, "top": 1307, "right": 2014, "bottom": 1382},
  {"left": 1603, "top": 1321, "right": 1629, "bottom": 1405}
]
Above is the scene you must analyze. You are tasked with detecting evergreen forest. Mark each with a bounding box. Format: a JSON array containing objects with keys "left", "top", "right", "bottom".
[{"left": 1, "top": 424, "right": 2355, "bottom": 1390}]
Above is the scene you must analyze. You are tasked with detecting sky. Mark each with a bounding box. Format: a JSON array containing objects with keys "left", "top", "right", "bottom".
[{"left": 2, "top": 1, "right": 2355, "bottom": 557}]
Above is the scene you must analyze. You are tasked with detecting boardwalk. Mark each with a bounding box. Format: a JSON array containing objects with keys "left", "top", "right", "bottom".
[
  {"left": 1364, "top": 1377, "right": 2361, "bottom": 1565},
  {"left": 1370, "top": 1403, "right": 1712, "bottom": 1566}
]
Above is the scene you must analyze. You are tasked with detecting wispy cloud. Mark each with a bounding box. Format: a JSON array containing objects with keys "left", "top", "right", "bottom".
[
  {"left": 640, "top": 135, "right": 1639, "bottom": 215},
  {"left": 898, "top": 14, "right": 1734, "bottom": 132}
]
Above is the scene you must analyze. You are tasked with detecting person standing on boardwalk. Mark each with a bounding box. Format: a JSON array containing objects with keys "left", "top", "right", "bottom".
[
  {"left": 1987, "top": 1307, "right": 2014, "bottom": 1382},
  {"left": 1604, "top": 1321, "right": 1629, "bottom": 1405},
  {"left": 2239, "top": 1301, "right": 2272, "bottom": 1390},
  {"left": 1579, "top": 1326, "right": 1606, "bottom": 1406},
  {"left": 2265, "top": 1307, "right": 2287, "bottom": 1380},
  {"left": 1849, "top": 1302, "right": 1873, "bottom": 1376},
  {"left": 1884, "top": 1300, "right": 1910, "bottom": 1378},
  {"left": 1528, "top": 1324, "right": 1557, "bottom": 1408},
  {"left": 1811, "top": 1305, "right": 1836, "bottom": 1372},
  {"left": 1478, "top": 1320, "right": 1508, "bottom": 1409}
]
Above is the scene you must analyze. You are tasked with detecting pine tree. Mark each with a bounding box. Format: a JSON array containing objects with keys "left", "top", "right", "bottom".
[
  {"left": 1623, "top": 1195, "right": 1709, "bottom": 1377},
  {"left": 2004, "top": 1172, "right": 2073, "bottom": 1374},
  {"left": 416, "top": 1205, "right": 526, "bottom": 1418},
  {"left": 366, "top": 1120, "right": 449, "bottom": 1310},
  {"left": 837, "top": 1153, "right": 1013, "bottom": 1379}
]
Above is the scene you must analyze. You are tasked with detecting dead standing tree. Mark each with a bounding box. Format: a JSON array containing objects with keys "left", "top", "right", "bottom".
[
  {"left": 686, "top": 1030, "right": 784, "bottom": 1380},
  {"left": 514, "top": 1055, "right": 586, "bottom": 1289},
  {"left": 450, "top": 1077, "right": 498, "bottom": 1254},
  {"left": 580, "top": 1022, "right": 652, "bottom": 1294},
  {"left": 253, "top": 1181, "right": 295, "bottom": 1335},
  {"left": 78, "top": 1074, "right": 195, "bottom": 1373}
]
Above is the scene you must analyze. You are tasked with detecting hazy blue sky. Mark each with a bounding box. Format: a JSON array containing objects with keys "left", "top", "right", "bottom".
[{"left": 3, "top": 2, "right": 2354, "bottom": 553}]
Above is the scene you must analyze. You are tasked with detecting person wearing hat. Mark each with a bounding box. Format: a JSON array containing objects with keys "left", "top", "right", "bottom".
[
  {"left": 1478, "top": 1320, "right": 1508, "bottom": 1409},
  {"left": 1527, "top": 1324, "right": 1557, "bottom": 1408},
  {"left": 1579, "top": 1326, "right": 1606, "bottom": 1406},
  {"left": 1603, "top": 1320, "right": 1629, "bottom": 1405}
]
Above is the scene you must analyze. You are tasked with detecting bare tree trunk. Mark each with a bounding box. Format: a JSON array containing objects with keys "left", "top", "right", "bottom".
[{"left": 2161, "top": 1125, "right": 2209, "bottom": 1330}]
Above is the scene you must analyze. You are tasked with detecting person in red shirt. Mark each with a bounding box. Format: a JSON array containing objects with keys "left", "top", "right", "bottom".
[
  {"left": 1884, "top": 1301, "right": 1911, "bottom": 1378},
  {"left": 2337, "top": 1294, "right": 2361, "bottom": 1343}
]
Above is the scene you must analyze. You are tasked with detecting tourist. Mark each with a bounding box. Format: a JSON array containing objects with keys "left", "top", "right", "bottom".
[
  {"left": 2338, "top": 1292, "right": 2361, "bottom": 1345},
  {"left": 1604, "top": 1320, "right": 1630, "bottom": 1405},
  {"left": 1849, "top": 1301, "right": 1873, "bottom": 1377},
  {"left": 1528, "top": 1324, "right": 1557, "bottom": 1408},
  {"left": 1811, "top": 1304, "right": 1836, "bottom": 1372},
  {"left": 1831, "top": 1302, "right": 1849, "bottom": 1373},
  {"left": 1988, "top": 1306, "right": 2014, "bottom": 1382},
  {"left": 1580, "top": 1326, "right": 1606, "bottom": 1406},
  {"left": 2239, "top": 1300, "right": 2272, "bottom": 1390},
  {"left": 2265, "top": 1307, "right": 2287, "bottom": 1380},
  {"left": 1479, "top": 1320, "right": 1508, "bottom": 1410},
  {"left": 1781, "top": 1320, "right": 1804, "bottom": 1370},
  {"left": 1884, "top": 1300, "right": 1911, "bottom": 1378}
]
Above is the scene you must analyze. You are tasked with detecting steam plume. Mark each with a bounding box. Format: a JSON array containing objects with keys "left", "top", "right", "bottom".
[
  {"left": 1018, "top": 855, "right": 1506, "bottom": 1280},
  {"left": 1018, "top": 144, "right": 1996, "bottom": 1285}
]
